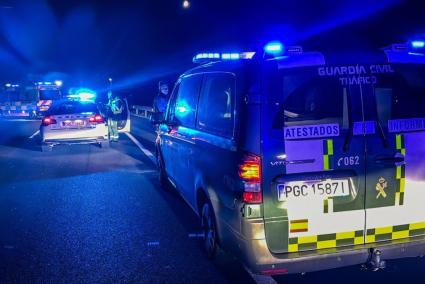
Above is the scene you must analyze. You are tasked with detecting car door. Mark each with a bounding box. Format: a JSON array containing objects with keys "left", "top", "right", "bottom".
[
  {"left": 118, "top": 98, "right": 131, "bottom": 133},
  {"left": 364, "top": 63, "right": 425, "bottom": 244},
  {"left": 262, "top": 64, "right": 368, "bottom": 253},
  {"left": 165, "top": 74, "right": 203, "bottom": 198}
]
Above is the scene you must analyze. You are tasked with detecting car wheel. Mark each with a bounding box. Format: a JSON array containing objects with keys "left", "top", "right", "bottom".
[
  {"left": 201, "top": 201, "right": 218, "bottom": 259},
  {"left": 100, "top": 141, "right": 110, "bottom": 148},
  {"left": 157, "top": 152, "right": 171, "bottom": 190}
]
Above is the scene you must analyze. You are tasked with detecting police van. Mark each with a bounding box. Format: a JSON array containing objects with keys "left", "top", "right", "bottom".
[{"left": 156, "top": 40, "right": 425, "bottom": 275}]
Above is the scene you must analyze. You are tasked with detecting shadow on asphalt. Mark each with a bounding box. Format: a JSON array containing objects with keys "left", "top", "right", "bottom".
[{"left": 147, "top": 174, "right": 257, "bottom": 284}]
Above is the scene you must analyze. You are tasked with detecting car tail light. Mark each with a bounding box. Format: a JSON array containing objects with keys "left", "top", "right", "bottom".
[
  {"left": 42, "top": 116, "right": 57, "bottom": 126},
  {"left": 238, "top": 153, "right": 262, "bottom": 204},
  {"left": 89, "top": 114, "right": 104, "bottom": 123}
]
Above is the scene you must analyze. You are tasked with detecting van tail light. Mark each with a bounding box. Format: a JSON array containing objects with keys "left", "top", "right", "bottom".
[
  {"left": 89, "top": 114, "right": 105, "bottom": 123},
  {"left": 41, "top": 116, "right": 57, "bottom": 126},
  {"left": 238, "top": 153, "right": 262, "bottom": 204}
]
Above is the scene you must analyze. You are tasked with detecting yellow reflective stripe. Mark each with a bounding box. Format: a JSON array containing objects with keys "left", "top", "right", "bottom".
[
  {"left": 395, "top": 192, "right": 400, "bottom": 205},
  {"left": 288, "top": 244, "right": 298, "bottom": 252},
  {"left": 400, "top": 178, "right": 405, "bottom": 193},
  {"left": 375, "top": 226, "right": 393, "bottom": 234},
  {"left": 366, "top": 235, "right": 375, "bottom": 243},
  {"left": 409, "top": 222, "right": 425, "bottom": 230},
  {"left": 354, "top": 236, "right": 364, "bottom": 245},
  {"left": 297, "top": 236, "right": 318, "bottom": 244},
  {"left": 323, "top": 156, "right": 329, "bottom": 170},
  {"left": 396, "top": 166, "right": 402, "bottom": 179},
  {"left": 336, "top": 231, "right": 355, "bottom": 239},
  {"left": 290, "top": 222, "right": 308, "bottom": 231},
  {"left": 392, "top": 230, "right": 409, "bottom": 239},
  {"left": 396, "top": 134, "right": 402, "bottom": 150},
  {"left": 317, "top": 240, "right": 336, "bottom": 249},
  {"left": 327, "top": 140, "right": 334, "bottom": 155}
]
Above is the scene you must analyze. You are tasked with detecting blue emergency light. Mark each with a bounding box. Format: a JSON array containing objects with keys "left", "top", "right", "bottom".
[
  {"left": 192, "top": 52, "right": 255, "bottom": 63},
  {"left": 264, "top": 41, "right": 284, "bottom": 55},
  {"left": 68, "top": 88, "right": 97, "bottom": 102},
  {"left": 411, "top": 40, "right": 425, "bottom": 49}
]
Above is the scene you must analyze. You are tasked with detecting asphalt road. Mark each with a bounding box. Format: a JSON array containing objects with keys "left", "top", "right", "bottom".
[{"left": 1, "top": 117, "right": 425, "bottom": 284}]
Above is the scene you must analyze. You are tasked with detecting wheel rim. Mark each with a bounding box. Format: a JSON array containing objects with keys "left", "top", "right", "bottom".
[{"left": 202, "top": 204, "right": 216, "bottom": 256}]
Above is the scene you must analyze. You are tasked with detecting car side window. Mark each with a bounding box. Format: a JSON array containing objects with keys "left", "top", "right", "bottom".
[
  {"left": 197, "top": 73, "right": 235, "bottom": 138},
  {"left": 173, "top": 75, "right": 202, "bottom": 128}
]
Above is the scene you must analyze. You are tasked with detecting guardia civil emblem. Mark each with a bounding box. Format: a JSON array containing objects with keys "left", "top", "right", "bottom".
[{"left": 376, "top": 177, "right": 388, "bottom": 199}]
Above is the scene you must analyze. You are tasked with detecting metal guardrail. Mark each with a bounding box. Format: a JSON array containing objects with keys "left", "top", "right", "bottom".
[{"left": 131, "top": 105, "right": 153, "bottom": 119}]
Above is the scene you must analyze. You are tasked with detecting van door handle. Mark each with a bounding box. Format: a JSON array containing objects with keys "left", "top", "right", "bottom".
[{"left": 374, "top": 155, "right": 405, "bottom": 165}]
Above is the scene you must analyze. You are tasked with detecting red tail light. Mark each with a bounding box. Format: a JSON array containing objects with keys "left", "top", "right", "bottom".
[
  {"left": 238, "top": 154, "right": 262, "bottom": 204},
  {"left": 42, "top": 116, "right": 57, "bottom": 126},
  {"left": 89, "top": 114, "right": 104, "bottom": 123}
]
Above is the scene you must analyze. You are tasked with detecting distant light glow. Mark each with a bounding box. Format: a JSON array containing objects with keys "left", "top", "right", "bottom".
[
  {"left": 54, "top": 80, "right": 63, "bottom": 87},
  {"left": 411, "top": 40, "right": 425, "bottom": 49},
  {"left": 68, "top": 88, "right": 97, "bottom": 102},
  {"left": 264, "top": 41, "right": 284, "bottom": 55},
  {"left": 5, "top": 83, "right": 11, "bottom": 87},
  {"left": 182, "top": 0, "right": 190, "bottom": 9}
]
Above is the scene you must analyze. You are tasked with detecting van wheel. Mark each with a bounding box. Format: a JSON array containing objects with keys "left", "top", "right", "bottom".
[
  {"left": 201, "top": 202, "right": 218, "bottom": 259},
  {"left": 157, "top": 152, "right": 171, "bottom": 190}
]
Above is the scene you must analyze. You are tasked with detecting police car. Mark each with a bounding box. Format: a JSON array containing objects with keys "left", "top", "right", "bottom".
[
  {"left": 156, "top": 40, "right": 425, "bottom": 276},
  {"left": 39, "top": 92, "right": 109, "bottom": 151}
]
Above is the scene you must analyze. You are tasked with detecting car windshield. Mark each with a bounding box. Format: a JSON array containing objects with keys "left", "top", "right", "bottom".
[{"left": 48, "top": 101, "right": 98, "bottom": 115}]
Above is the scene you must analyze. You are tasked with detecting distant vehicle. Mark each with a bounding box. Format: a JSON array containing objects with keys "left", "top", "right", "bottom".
[
  {"left": 0, "top": 81, "right": 64, "bottom": 118},
  {"left": 35, "top": 81, "right": 64, "bottom": 117},
  {"left": 156, "top": 41, "right": 425, "bottom": 276},
  {"left": 0, "top": 83, "right": 37, "bottom": 117},
  {"left": 39, "top": 99, "right": 109, "bottom": 152}
]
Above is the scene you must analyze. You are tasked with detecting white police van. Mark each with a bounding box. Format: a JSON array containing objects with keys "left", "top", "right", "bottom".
[{"left": 156, "top": 39, "right": 425, "bottom": 276}]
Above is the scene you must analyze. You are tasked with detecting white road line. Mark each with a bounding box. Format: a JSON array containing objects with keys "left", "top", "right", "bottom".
[
  {"left": 125, "top": 132, "right": 156, "bottom": 165},
  {"left": 29, "top": 130, "right": 40, "bottom": 139},
  {"left": 4, "top": 119, "right": 40, "bottom": 122}
]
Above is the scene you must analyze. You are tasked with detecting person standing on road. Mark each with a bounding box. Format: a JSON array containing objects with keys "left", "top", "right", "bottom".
[
  {"left": 107, "top": 91, "right": 123, "bottom": 142},
  {"left": 152, "top": 81, "right": 169, "bottom": 124}
]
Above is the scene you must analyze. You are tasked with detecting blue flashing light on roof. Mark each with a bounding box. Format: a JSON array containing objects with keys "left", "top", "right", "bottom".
[
  {"left": 411, "top": 40, "right": 425, "bottom": 49},
  {"left": 193, "top": 52, "right": 255, "bottom": 64},
  {"left": 264, "top": 41, "right": 284, "bottom": 55},
  {"left": 68, "top": 88, "right": 97, "bottom": 102}
]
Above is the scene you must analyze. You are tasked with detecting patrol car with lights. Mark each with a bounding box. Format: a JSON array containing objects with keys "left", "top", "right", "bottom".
[
  {"left": 156, "top": 39, "right": 425, "bottom": 276},
  {"left": 39, "top": 90, "right": 109, "bottom": 152}
]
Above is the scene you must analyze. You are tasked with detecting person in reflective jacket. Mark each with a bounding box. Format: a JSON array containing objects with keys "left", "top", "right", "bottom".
[{"left": 107, "top": 91, "right": 123, "bottom": 142}]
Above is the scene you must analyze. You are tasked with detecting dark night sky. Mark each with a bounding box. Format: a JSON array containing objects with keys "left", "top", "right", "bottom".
[{"left": 0, "top": 0, "right": 424, "bottom": 104}]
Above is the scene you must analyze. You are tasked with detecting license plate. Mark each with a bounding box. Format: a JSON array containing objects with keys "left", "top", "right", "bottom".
[
  {"left": 62, "top": 120, "right": 85, "bottom": 128},
  {"left": 277, "top": 180, "right": 350, "bottom": 201}
]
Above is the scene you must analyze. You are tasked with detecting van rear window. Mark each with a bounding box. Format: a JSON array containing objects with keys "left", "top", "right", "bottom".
[{"left": 272, "top": 67, "right": 348, "bottom": 130}]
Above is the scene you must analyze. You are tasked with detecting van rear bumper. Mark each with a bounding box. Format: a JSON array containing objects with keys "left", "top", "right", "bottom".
[{"left": 238, "top": 234, "right": 425, "bottom": 275}]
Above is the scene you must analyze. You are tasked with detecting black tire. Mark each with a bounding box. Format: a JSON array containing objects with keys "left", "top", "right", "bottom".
[
  {"left": 157, "top": 151, "right": 171, "bottom": 190},
  {"left": 201, "top": 201, "right": 218, "bottom": 259},
  {"left": 100, "top": 141, "right": 110, "bottom": 148}
]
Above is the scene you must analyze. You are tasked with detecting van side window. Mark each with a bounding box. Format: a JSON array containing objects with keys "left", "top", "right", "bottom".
[
  {"left": 173, "top": 75, "right": 202, "bottom": 128},
  {"left": 197, "top": 73, "right": 235, "bottom": 138}
]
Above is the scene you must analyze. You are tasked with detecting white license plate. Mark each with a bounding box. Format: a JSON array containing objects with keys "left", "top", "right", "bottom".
[
  {"left": 62, "top": 120, "right": 85, "bottom": 128},
  {"left": 277, "top": 180, "right": 350, "bottom": 201}
]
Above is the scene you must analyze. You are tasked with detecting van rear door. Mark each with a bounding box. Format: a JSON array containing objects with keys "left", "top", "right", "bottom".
[
  {"left": 364, "top": 63, "right": 425, "bottom": 243},
  {"left": 261, "top": 64, "right": 367, "bottom": 253}
]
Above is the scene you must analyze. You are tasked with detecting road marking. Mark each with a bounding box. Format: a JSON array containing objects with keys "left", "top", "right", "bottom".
[
  {"left": 29, "top": 130, "right": 40, "bottom": 139},
  {"left": 125, "top": 132, "right": 156, "bottom": 165},
  {"left": 3, "top": 119, "right": 39, "bottom": 122},
  {"left": 188, "top": 233, "right": 204, "bottom": 238}
]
